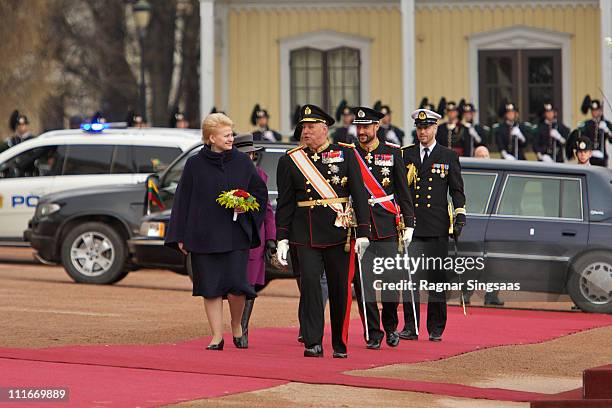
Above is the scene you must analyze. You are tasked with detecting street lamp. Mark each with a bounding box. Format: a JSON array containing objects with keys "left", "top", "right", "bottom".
[{"left": 133, "top": 0, "right": 151, "bottom": 123}]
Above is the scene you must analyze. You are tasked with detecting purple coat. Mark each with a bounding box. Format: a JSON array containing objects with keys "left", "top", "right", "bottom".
[{"left": 247, "top": 167, "right": 276, "bottom": 285}]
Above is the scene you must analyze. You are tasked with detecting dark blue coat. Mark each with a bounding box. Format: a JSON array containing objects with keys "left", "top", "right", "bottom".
[{"left": 165, "top": 145, "right": 268, "bottom": 254}]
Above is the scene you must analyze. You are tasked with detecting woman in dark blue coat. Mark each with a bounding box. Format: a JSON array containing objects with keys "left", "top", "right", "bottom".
[{"left": 165, "top": 113, "right": 268, "bottom": 350}]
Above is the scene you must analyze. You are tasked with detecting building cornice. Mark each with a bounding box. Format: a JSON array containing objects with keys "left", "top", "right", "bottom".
[{"left": 217, "top": 0, "right": 598, "bottom": 11}]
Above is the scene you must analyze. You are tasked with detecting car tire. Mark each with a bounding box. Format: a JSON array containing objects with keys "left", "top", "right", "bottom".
[
  {"left": 61, "top": 222, "right": 128, "bottom": 284},
  {"left": 567, "top": 251, "right": 612, "bottom": 314}
]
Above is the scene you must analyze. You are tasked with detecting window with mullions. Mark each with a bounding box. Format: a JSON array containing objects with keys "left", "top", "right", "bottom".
[{"left": 290, "top": 47, "right": 360, "bottom": 116}]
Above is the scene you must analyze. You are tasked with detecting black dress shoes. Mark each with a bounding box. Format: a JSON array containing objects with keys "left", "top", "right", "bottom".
[
  {"left": 304, "top": 345, "right": 323, "bottom": 357},
  {"left": 386, "top": 331, "right": 400, "bottom": 347},
  {"left": 206, "top": 339, "right": 224, "bottom": 350},
  {"left": 399, "top": 329, "right": 418, "bottom": 340},
  {"left": 366, "top": 337, "right": 382, "bottom": 349},
  {"left": 332, "top": 352, "right": 348, "bottom": 358},
  {"left": 233, "top": 334, "right": 248, "bottom": 349},
  {"left": 429, "top": 334, "right": 442, "bottom": 342},
  {"left": 297, "top": 334, "right": 304, "bottom": 343}
]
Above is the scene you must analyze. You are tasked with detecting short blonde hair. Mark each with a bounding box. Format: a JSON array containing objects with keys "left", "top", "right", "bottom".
[{"left": 201, "top": 113, "right": 234, "bottom": 143}]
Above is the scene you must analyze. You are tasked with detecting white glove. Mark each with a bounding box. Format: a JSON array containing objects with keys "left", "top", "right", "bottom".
[
  {"left": 501, "top": 150, "right": 516, "bottom": 160},
  {"left": 468, "top": 126, "right": 481, "bottom": 143},
  {"left": 355, "top": 237, "right": 370, "bottom": 258},
  {"left": 599, "top": 121, "right": 610, "bottom": 134},
  {"left": 541, "top": 154, "right": 554, "bottom": 163},
  {"left": 592, "top": 150, "right": 604, "bottom": 159},
  {"left": 510, "top": 126, "right": 525, "bottom": 142},
  {"left": 402, "top": 227, "right": 414, "bottom": 245},
  {"left": 277, "top": 239, "right": 289, "bottom": 266},
  {"left": 550, "top": 128, "right": 565, "bottom": 144}
]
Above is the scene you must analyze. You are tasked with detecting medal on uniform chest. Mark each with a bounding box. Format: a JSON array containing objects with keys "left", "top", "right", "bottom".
[
  {"left": 365, "top": 152, "right": 373, "bottom": 163},
  {"left": 322, "top": 150, "right": 344, "bottom": 164},
  {"left": 380, "top": 167, "right": 391, "bottom": 176},
  {"left": 329, "top": 164, "right": 340, "bottom": 174},
  {"left": 311, "top": 152, "right": 320, "bottom": 162},
  {"left": 382, "top": 177, "right": 391, "bottom": 187},
  {"left": 374, "top": 154, "right": 393, "bottom": 167},
  {"left": 341, "top": 176, "right": 348, "bottom": 186},
  {"left": 331, "top": 175, "right": 341, "bottom": 185}
]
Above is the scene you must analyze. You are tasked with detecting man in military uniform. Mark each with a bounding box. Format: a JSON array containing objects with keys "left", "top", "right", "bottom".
[
  {"left": 332, "top": 100, "right": 357, "bottom": 144},
  {"left": 275, "top": 104, "right": 371, "bottom": 358},
  {"left": 459, "top": 102, "right": 488, "bottom": 157},
  {"left": 400, "top": 108, "right": 466, "bottom": 342},
  {"left": 1, "top": 111, "right": 34, "bottom": 153},
  {"left": 377, "top": 105, "right": 405, "bottom": 145},
  {"left": 494, "top": 103, "right": 529, "bottom": 160},
  {"left": 534, "top": 103, "right": 569, "bottom": 163},
  {"left": 350, "top": 106, "right": 415, "bottom": 349},
  {"left": 571, "top": 135, "right": 593, "bottom": 165},
  {"left": 251, "top": 105, "right": 282, "bottom": 142},
  {"left": 567, "top": 96, "right": 611, "bottom": 166},
  {"left": 437, "top": 101, "right": 471, "bottom": 156}
]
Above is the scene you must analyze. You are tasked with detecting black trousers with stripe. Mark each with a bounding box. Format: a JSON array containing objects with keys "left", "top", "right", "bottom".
[
  {"left": 352, "top": 237, "right": 400, "bottom": 342},
  {"left": 296, "top": 244, "right": 353, "bottom": 354},
  {"left": 402, "top": 236, "right": 449, "bottom": 337}
]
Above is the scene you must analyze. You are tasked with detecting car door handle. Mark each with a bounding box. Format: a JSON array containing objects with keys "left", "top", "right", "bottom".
[{"left": 562, "top": 230, "right": 576, "bottom": 237}]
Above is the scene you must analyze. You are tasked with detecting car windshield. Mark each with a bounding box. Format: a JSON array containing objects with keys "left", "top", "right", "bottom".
[{"left": 160, "top": 145, "right": 203, "bottom": 193}]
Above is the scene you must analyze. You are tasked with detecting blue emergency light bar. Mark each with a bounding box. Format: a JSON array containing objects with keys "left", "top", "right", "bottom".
[{"left": 81, "top": 122, "right": 108, "bottom": 132}]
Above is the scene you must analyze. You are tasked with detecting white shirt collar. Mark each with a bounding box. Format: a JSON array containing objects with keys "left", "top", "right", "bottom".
[{"left": 420, "top": 140, "right": 436, "bottom": 159}]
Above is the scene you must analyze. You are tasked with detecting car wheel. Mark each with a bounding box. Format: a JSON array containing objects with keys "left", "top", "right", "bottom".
[
  {"left": 61, "top": 222, "right": 128, "bottom": 284},
  {"left": 567, "top": 251, "right": 612, "bottom": 314}
]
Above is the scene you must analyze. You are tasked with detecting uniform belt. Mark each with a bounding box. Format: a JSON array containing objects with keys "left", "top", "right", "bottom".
[
  {"left": 368, "top": 194, "right": 394, "bottom": 206},
  {"left": 297, "top": 197, "right": 350, "bottom": 207}
]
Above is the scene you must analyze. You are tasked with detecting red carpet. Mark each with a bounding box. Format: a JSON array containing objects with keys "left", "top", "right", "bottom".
[{"left": 1, "top": 306, "right": 611, "bottom": 407}]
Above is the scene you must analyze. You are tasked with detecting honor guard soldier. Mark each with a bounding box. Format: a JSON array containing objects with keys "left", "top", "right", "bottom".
[
  {"left": 400, "top": 108, "right": 466, "bottom": 342},
  {"left": 332, "top": 100, "right": 358, "bottom": 144},
  {"left": 533, "top": 103, "right": 569, "bottom": 163},
  {"left": 251, "top": 104, "right": 282, "bottom": 142},
  {"left": 572, "top": 136, "right": 593, "bottom": 165},
  {"left": 170, "top": 109, "right": 190, "bottom": 129},
  {"left": 1, "top": 110, "right": 34, "bottom": 153},
  {"left": 436, "top": 101, "right": 470, "bottom": 156},
  {"left": 275, "top": 104, "right": 371, "bottom": 358},
  {"left": 494, "top": 103, "right": 529, "bottom": 160},
  {"left": 459, "top": 101, "right": 488, "bottom": 157},
  {"left": 567, "top": 96, "right": 612, "bottom": 166},
  {"left": 350, "top": 106, "right": 415, "bottom": 350},
  {"left": 377, "top": 105, "right": 405, "bottom": 145}
]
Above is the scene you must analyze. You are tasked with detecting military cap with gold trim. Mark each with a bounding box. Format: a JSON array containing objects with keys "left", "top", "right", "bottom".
[
  {"left": 575, "top": 135, "right": 593, "bottom": 152},
  {"left": 351, "top": 106, "right": 385, "bottom": 125},
  {"left": 411, "top": 108, "right": 441, "bottom": 127},
  {"left": 298, "top": 104, "right": 335, "bottom": 126}
]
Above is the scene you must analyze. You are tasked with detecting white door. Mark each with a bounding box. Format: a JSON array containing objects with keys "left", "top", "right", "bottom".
[{"left": 0, "top": 145, "right": 60, "bottom": 240}]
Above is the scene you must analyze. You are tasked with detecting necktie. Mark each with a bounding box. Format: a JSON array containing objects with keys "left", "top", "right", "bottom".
[{"left": 423, "top": 147, "right": 429, "bottom": 162}]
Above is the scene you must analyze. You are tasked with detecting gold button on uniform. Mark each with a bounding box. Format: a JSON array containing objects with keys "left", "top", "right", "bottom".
[
  {"left": 415, "top": 203, "right": 419, "bottom": 207},
  {"left": 307, "top": 189, "right": 311, "bottom": 192},
  {"left": 427, "top": 195, "right": 431, "bottom": 199},
  {"left": 429, "top": 177, "right": 433, "bottom": 182},
  {"left": 416, "top": 186, "right": 420, "bottom": 190},
  {"left": 417, "top": 177, "right": 421, "bottom": 181},
  {"left": 428, "top": 186, "right": 432, "bottom": 190},
  {"left": 416, "top": 194, "right": 420, "bottom": 198},
  {"left": 427, "top": 203, "right": 431, "bottom": 208}
]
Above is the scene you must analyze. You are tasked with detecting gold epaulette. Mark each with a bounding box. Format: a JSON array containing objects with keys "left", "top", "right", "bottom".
[
  {"left": 400, "top": 144, "right": 415, "bottom": 151},
  {"left": 338, "top": 142, "right": 355, "bottom": 148},
  {"left": 385, "top": 141, "right": 400, "bottom": 148},
  {"left": 287, "top": 145, "right": 305, "bottom": 155}
]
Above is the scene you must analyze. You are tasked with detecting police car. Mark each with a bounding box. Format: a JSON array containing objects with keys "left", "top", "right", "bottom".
[{"left": 1, "top": 124, "right": 200, "bottom": 244}]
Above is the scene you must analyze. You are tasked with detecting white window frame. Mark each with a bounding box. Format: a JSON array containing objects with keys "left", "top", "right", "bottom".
[
  {"left": 280, "top": 30, "right": 372, "bottom": 134},
  {"left": 468, "top": 25, "right": 572, "bottom": 127}
]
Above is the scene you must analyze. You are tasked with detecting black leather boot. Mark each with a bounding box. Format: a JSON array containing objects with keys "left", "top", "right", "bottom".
[{"left": 241, "top": 298, "right": 255, "bottom": 347}]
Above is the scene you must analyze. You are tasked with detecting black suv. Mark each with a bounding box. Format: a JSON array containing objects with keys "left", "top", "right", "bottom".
[
  {"left": 24, "top": 142, "right": 294, "bottom": 285},
  {"left": 131, "top": 158, "right": 612, "bottom": 314}
]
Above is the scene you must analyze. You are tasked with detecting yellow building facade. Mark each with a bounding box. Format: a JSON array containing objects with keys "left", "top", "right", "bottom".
[{"left": 207, "top": 0, "right": 612, "bottom": 138}]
